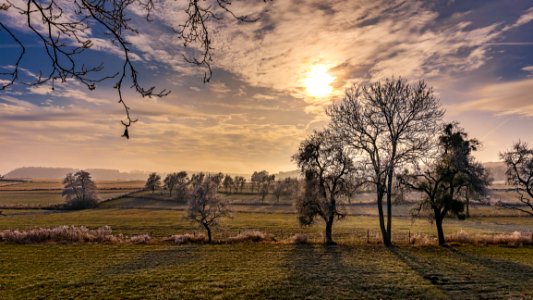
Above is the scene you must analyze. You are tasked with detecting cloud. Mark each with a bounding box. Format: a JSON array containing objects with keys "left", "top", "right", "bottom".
[{"left": 453, "top": 78, "right": 533, "bottom": 117}]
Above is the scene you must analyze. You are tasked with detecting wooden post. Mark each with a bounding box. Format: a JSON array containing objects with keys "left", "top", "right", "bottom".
[{"left": 367, "top": 229, "right": 370, "bottom": 244}]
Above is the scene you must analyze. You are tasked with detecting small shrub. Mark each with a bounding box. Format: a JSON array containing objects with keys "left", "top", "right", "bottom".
[
  {"left": 227, "top": 230, "right": 276, "bottom": 243},
  {"left": 283, "top": 234, "right": 308, "bottom": 244},
  {"left": 64, "top": 197, "right": 98, "bottom": 210},
  {"left": 162, "top": 233, "right": 206, "bottom": 244},
  {"left": 409, "top": 233, "right": 437, "bottom": 246},
  {"left": 130, "top": 234, "right": 151, "bottom": 244}
]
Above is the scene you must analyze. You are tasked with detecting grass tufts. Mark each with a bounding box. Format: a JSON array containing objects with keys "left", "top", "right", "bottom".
[
  {"left": 162, "top": 233, "right": 207, "bottom": 244},
  {"left": 227, "top": 230, "right": 276, "bottom": 243},
  {"left": 0, "top": 225, "right": 119, "bottom": 244}
]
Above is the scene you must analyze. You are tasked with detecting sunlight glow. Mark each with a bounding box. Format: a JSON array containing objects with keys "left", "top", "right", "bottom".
[{"left": 303, "top": 65, "right": 335, "bottom": 98}]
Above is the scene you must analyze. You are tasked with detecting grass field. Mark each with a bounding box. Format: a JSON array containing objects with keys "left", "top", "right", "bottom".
[
  {"left": 1, "top": 243, "right": 532, "bottom": 299},
  {"left": 1, "top": 184, "right": 532, "bottom": 299},
  {"left": 0, "top": 180, "right": 143, "bottom": 208}
]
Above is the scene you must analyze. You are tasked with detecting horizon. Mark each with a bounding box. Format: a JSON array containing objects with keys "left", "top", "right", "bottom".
[{"left": 1, "top": 1, "right": 533, "bottom": 176}]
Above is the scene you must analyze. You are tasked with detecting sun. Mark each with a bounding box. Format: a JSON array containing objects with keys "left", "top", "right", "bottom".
[{"left": 303, "top": 65, "right": 335, "bottom": 98}]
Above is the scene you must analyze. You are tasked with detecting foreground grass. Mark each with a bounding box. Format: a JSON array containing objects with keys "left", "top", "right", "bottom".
[{"left": 1, "top": 243, "right": 532, "bottom": 299}]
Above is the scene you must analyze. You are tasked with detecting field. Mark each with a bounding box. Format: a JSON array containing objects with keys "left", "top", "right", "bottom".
[
  {"left": 0, "top": 180, "right": 144, "bottom": 208},
  {"left": 1, "top": 182, "right": 532, "bottom": 299}
]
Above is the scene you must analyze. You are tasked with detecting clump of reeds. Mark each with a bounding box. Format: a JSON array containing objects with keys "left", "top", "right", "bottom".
[
  {"left": 0, "top": 225, "right": 117, "bottom": 244},
  {"left": 281, "top": 234, "right": 309, "bottom": 244},
  {"left": 226, "top": 230, "right": 276, "bottom": 243},
  {"left": 448, "top": 230, "right": 532, "bottom": 246},
  {"left": 162, "top": 233, "right": 207, "bottom": 244}
]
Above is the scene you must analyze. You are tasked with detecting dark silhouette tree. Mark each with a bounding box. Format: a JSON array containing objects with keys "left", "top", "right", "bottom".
[
  {"left": 187, "top": 180, "right": 230, "bottom": 243},
  {"left": 499, "top": 141, "right": 533, "bottom": 216},
  {"left": 327, "top": 78, "right": 444, "bottom": 246},
  {"left": 234, "top": 176, "right": 246, "bottom": 193},
  {"left": 0, "top": 0, "right": 269, "bottom": 136},
  {"left": 399, "top": 123, "right": 491, "bottom": 246},
  {"left": 293, "top": 130, "right": 355, "bottom": 245},
  {"left": 222, "top": 174, "right": 234, "bottom": 194},
  {"left": 163, "top": 171, "right": 188, "bottom": 197},
  {"left": 145, "top": 172, "right": 161, "bottom": 193},
  {"left": 62, "top": 170, "right": 99, "bottom": 209}
]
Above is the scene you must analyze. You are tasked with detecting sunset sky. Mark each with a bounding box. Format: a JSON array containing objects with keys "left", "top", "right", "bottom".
[{"left": 1, "top": 0, "right": 533, "bottom": 175}]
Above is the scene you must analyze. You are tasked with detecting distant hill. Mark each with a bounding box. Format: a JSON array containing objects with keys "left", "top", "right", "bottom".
[{"left": 4, "top": 167, "right": 150, "bottom": 181}]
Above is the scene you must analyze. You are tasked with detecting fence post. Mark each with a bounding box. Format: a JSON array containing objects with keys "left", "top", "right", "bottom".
[{"left": 367, "top": 229, "right": 370, "bottom": 244}]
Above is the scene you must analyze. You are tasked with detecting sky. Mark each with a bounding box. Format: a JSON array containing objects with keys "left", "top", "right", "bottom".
[{"left": 1, "top": 0, "right": 533, "bottom": 175}]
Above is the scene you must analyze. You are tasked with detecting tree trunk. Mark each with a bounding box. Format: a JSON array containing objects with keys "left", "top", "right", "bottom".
[
  {"left": 435, "top": 211, "right": 446, "bottom": 246},
  {"left": 376, "top": 185, "right": 391, "bottom": 246},
  {"left": 465, "top": 195, "right": 470, "bottom": 218},
  {"left": 203, "top": 224, "right": 212, "bottom": 243},
  {"left": 325, "top": 218, "right": 335, "bottom": 245}
]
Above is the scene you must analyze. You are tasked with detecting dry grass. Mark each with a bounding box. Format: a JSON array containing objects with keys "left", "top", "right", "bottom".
[
  {"left": 0, "top": 226, "right": 153, "bottom": 244},
  {"left": 282, "top": 233, "right": 309, "bottom": 244},
  {"left": 448, "top": 230, "right": 533, "bottom": 246},
  {"left": 226, "top": 230, "right": 276, "bottom": 243},
  {"left": 162, "top": 233, "right": 207, "bottom": 244}
]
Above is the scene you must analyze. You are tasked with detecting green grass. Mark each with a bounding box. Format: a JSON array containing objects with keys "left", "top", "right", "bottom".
[
  {"left": 1, "top": 243, "right": 532, "bottom": 299},
  {"left": 0, "top": 189, "right": 139, "bottom": 207},
  {"left": 1, "top": 187, "right": 532, "bottom": 298}
]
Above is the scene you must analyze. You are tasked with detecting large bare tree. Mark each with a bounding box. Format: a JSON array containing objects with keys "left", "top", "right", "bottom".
[
  {"left": 499, "top": 141, "right": 533, "bottom": 216},
  {"left": 327, "top": 78, "right": 444, "bottom": 246},
  {"left": 0, "top": 0, "right": 268, "bottom": 137},
  {"left": 293, "top": 129, "right": 354, "bottom": 245}
]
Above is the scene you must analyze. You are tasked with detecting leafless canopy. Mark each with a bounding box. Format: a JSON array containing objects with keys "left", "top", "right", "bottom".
[
  {"left": 327, "top": 78, "right": 444, "bottom": 246},
  {"left": 0, "top": 0, "right": 267, "bottom": 137},
  {"left": 499, "top": 141, "right": 533, "bottom": 216}
]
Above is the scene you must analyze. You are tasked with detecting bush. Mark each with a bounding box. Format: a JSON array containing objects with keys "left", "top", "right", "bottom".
[
  {"left": 64, "top": 197, "right": 99, "bottom": 210},
  {"left": 227, "top": 230, "right": 276, "bottom": 243},
  {"left": 448, "top": 230, "right": 532, "bottom": 246},
  {"left": 0, "top": 225, "right": 117, "bottom": 244},
  {"left": 162, "top": 233, "right": 206, "bottom": 244}
]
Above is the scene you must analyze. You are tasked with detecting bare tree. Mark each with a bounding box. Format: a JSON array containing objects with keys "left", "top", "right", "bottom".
[
  {"left": 187, "top": 180, "right": 230, "bottom": 242},
  {"left": 190, "top": 172, "right": 206, "bottom": 189},
  {"left": 259, "top": 173, "right": 275, "bottom": 202},
  {"left": 283, "top": 177, "right": 301, "bottom": 201},
  {"left": 210, "top": 172, "right": 225, "bottom": 192},
  {"left": 399, "top": 123, "right": 491, "bottom": 246},
  {"left": 327, "top": 78, "right": 444, "bottom": 246},
  {"left": 272, "top": 180, "right": 285, "bottom": 202},
  {"left": 293, "top": 130, "right": 355, "bottom": 245},
  {"left": 499, "top": 141, "right": 533, "bottom": 216},
  {"left": 222, "top": 174, "right": 234, "bottom": 194},
  {"left": 0, "top": 1, "right": 268, "bottom": 136},
  {"left": 163, "top": 171, "right": 188, "bottom": 197},
  {"left": 234, "top": 176, "right": 246, "bottom": 193},
  {"left": 145, "top": 172, "right": 161, "bottom": 193},
  {"left": 62, "top": 170, "right": 99, "bottom": 209}
]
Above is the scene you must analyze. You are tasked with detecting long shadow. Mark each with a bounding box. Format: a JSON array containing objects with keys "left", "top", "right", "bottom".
[
  {"left": 389, "top": 246, "right": 533, "bottom": 299},
  {"left": 258, "top": 244, "right": 443, "bottom": 299},
  {"left": 98, "top": 247, "right": 197, "bottom": 276}
]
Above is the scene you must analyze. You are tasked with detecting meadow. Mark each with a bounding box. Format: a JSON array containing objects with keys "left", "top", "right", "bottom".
[{"left": 0, "top": 181, "right": 532, "bottom": 299}]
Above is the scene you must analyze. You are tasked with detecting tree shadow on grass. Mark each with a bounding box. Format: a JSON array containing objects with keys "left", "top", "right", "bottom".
[
  {"left": 389, "top": 246, "right": 533, "bottom": 299},
  {"left": 258, "top": 244, "right": 443, "bottom": 299},
  {"left": 98, "top": 247, "right": 197, "bottom": 276}
]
